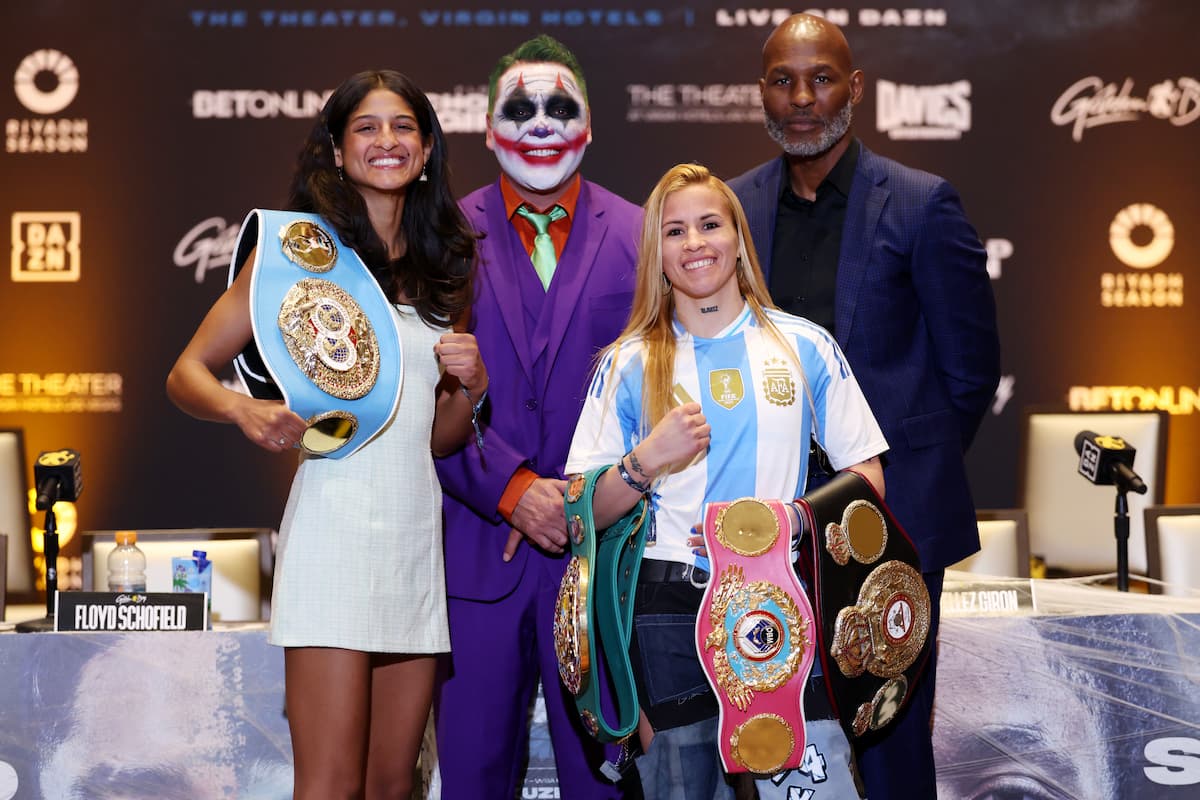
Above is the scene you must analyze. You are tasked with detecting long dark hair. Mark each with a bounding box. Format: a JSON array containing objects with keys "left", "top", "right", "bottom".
[{"left": 287, "top": 69, "right": 476, "bottom": 326}]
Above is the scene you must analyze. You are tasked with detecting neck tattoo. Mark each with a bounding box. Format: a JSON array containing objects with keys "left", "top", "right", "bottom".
[{"left": 700, "top": 305, "right": 719, "bottom": 314}]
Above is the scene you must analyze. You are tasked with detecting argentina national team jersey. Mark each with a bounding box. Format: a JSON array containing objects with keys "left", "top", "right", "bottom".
[{"left": 566, "top": 302, "right": 887, "bottom": 566}]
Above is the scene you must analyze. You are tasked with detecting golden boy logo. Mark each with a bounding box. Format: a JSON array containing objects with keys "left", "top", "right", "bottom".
[
  {"left": 12, "top": 212, "right": 81, "bottom": 282},
  {"left": 709, "top": 369, "right": 744, "bottom": 410}
]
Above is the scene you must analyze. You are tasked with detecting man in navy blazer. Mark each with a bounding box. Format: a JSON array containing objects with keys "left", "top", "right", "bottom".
[
  {"left": 434, "top": 35, "right": 639, "bottom": 799},
  {"left": 728, "top": 14, "right": 1000, "bottom": 799}
]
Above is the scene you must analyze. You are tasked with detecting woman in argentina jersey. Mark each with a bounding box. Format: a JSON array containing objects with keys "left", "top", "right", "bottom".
[{"left": 566, "top": 163, "right": 888, "bottom": 800}]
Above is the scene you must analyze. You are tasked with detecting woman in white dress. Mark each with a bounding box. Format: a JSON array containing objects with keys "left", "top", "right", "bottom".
[{"left": 166, "top": 70, "right": 484, "bottom": 799}]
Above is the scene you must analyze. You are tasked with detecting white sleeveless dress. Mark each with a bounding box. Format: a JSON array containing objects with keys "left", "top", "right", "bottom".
[{"left": 269, "top": 304, "right": 450, "bottom": 653}]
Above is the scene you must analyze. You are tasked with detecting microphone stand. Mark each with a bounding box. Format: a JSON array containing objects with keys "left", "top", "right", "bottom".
[
  {"left": 16, "top": 504, "right": 58, "bottom": 633},
  {"left": 1113, "top": 488, "right": 1130, "bottom": 593}
]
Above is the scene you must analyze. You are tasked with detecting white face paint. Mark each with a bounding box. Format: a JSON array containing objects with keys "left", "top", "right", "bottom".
[{"left": 487, "top": 61, "right": 591, "bottom": 194}]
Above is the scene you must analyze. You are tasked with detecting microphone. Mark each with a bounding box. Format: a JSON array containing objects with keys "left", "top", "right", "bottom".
[
  {"left": 1074, "top": 431, "right": 1147, "bottom": 495},
  {"left": 33, "top": 449, "right": 83, "bottom": 510}
]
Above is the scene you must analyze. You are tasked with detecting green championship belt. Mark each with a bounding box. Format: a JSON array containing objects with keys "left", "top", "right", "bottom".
[{"left": 553, "top": 466, "right": 649, "bottom": 742}]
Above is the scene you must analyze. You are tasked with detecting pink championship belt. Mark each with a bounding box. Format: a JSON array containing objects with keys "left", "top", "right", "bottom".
[{"left": 695, "top": 498, "right": 816, "bottom": 774}]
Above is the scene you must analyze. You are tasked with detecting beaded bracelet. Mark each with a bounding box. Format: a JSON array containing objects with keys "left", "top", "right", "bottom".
[
  {"left": 616, "top": 454, "right": 652, "bottom": 494},
  {"left": 461, "top": 386, "right": 487, "bottom": 451}
]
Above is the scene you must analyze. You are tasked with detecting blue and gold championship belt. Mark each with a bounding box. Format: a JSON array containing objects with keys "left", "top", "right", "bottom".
[
  {"left": 695, "top": 498, "right": 817, "bottom": 774},
  {"left": 228, "top": 209, "right": 403, "bottom": 459},
  {"left": 553, "top": 467, "right": 649, "bottom": 742},
  {"left": 794, "top": 471, "right": 933, "bottom": 741}
]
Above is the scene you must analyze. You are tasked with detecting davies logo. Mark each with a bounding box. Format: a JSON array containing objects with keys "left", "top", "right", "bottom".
[
  {"left": 876, "top": 80, "right": 970, "bottom": 139},
  {"left": 7, "top": 49, "right": 88, "bottom": 153},
  {"left": 11, "top": 212, "right": 81, "bottom": 282},
  {"left": 1050, "top": 76, "right": 1199, "bottom": 142},
  {"left": 1100, "top": 203, "right": 1182, "bottom": 308}
]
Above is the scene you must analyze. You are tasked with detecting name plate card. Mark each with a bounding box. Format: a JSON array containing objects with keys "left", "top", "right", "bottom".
[
  {"left": 941, "top": 580, "right": 1033, "bottom": 617},
  {"left": 55, "top": 592, "right": 209, "bottom": 632}
]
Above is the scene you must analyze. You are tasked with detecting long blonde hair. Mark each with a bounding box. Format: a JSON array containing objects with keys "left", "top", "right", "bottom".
[{"left": 605, "top": 163, "right": 795, "bottom": 432}]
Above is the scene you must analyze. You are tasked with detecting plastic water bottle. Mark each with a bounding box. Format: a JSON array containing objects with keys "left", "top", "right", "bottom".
[{"left": 107, "top": 530, "right": 147, "bottom": 592}]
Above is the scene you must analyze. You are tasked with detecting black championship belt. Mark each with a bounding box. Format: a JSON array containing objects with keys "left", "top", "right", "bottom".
[{"left": 795, "top": 470, "right": 933, "bottom": 740}]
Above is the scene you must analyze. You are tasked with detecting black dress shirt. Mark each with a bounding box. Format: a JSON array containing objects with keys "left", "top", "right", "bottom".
[{"left": 768, "top": 138, "right": 860, "bottom": 335}]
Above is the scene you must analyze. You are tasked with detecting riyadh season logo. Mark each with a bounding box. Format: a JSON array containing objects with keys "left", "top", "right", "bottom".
[
  {"left": 626, "top": 84, "right": 763, "bottom": 124},
  {"left": 1051, "top": 76, "right": 1199, "bottom": 142},
  {"left": 715, "top": 8, "right": 948, "bottom": 27},
  {"left": 7, "top": 49, "right": 87, "bottom": 153},
  {"left": 427, "top": 87, "right": 488, "bottom": 134},
  {"left": 1101, "top": 203, "right": 1182, "bottom": 308},
  {"left": 11, "top": 212, "right": 81, "bottom": 282},
  {"left": 876, "top": 80, "right": 971, "bottom": 139},
  {"left": 174, "top": 217, "right": 238, "bottom": 283}
]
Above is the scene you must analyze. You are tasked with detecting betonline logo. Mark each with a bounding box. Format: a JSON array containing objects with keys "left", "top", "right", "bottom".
[
  {"left": 11, "top": 212, "right": 81, "bottom": 282},
  {"left": 7, "top": 49, "right": 88, "bottom": 153},
  {"left": 192, "top": 89, "right": 331, "bottom": 119},
  {"left": 876, "top": 80, "right": 971, "bottom": 139}
]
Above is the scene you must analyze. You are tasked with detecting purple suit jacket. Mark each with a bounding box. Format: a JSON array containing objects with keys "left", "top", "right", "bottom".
[
  {"left": 436, "top": 178, "right": 641, "bottom": 601},
  {"left": 729, "top": 144, "right": 1001, "bottom": 570}
]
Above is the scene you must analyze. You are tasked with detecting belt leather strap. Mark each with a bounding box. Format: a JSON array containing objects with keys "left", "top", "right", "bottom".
[
  {"left": 695, "top": 498, "right": 817, "bottom": 774},
  {"left": 554, "top": 467, "right": 649, "bottom": 742},
  {"left": 228, "top": 209, "right": 403, "bottom": 459},
  {"left": 795, "top": 470, "right": 933, "bottom": 740}
]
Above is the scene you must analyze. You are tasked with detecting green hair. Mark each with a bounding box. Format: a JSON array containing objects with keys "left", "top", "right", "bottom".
[{"left": 487, "top": 34, "right": 589, "bottom": 114}]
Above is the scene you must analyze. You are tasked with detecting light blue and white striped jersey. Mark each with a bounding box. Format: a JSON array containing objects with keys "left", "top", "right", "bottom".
[{"left": 566, "top": 303, "right": 887, "bottom": 566}]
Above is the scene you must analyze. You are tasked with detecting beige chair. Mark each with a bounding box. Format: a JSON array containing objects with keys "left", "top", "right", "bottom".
[
  {"left": 1019, "top": 408, "right": 1167, "bottom": 576},
  {"left": 1144, "top": 505, "right": 1200, "bottom": 596},
  {"left": 1, "top": 428, "right": 36, "bottom": 598},
  {"left": 1, "top": 532, "right": 7, "bottom": 621},
  {"left": 952, "top": 510, "right": 1030, "bottom": 578}
]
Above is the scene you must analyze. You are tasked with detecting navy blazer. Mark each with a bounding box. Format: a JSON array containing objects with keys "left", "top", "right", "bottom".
[{"left": 729, "top": 144, "right": 1000, "bottom": 570}]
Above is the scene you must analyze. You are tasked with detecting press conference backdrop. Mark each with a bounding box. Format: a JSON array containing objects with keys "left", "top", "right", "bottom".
[{"left": 2, "top": 2, "right": 1197, "bottom": 571}]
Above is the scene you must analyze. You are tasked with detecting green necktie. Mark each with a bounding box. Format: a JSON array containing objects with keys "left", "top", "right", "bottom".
[{"left": 516, "top": 204, "right": 567, "bottom": 290}]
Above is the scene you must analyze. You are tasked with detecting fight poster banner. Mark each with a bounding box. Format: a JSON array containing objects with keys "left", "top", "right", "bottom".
[{"left": 934, "top": 613, "right": 1200, "bottom": 799}]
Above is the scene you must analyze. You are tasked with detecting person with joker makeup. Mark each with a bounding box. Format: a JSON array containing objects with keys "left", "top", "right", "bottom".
[{"left": 433, "top": 34, "right": 641, "bottom": 799}]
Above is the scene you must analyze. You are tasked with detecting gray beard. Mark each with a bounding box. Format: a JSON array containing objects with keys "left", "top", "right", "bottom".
[{"left": 764, "top": 101, "right": 853, "bottom": 157}]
